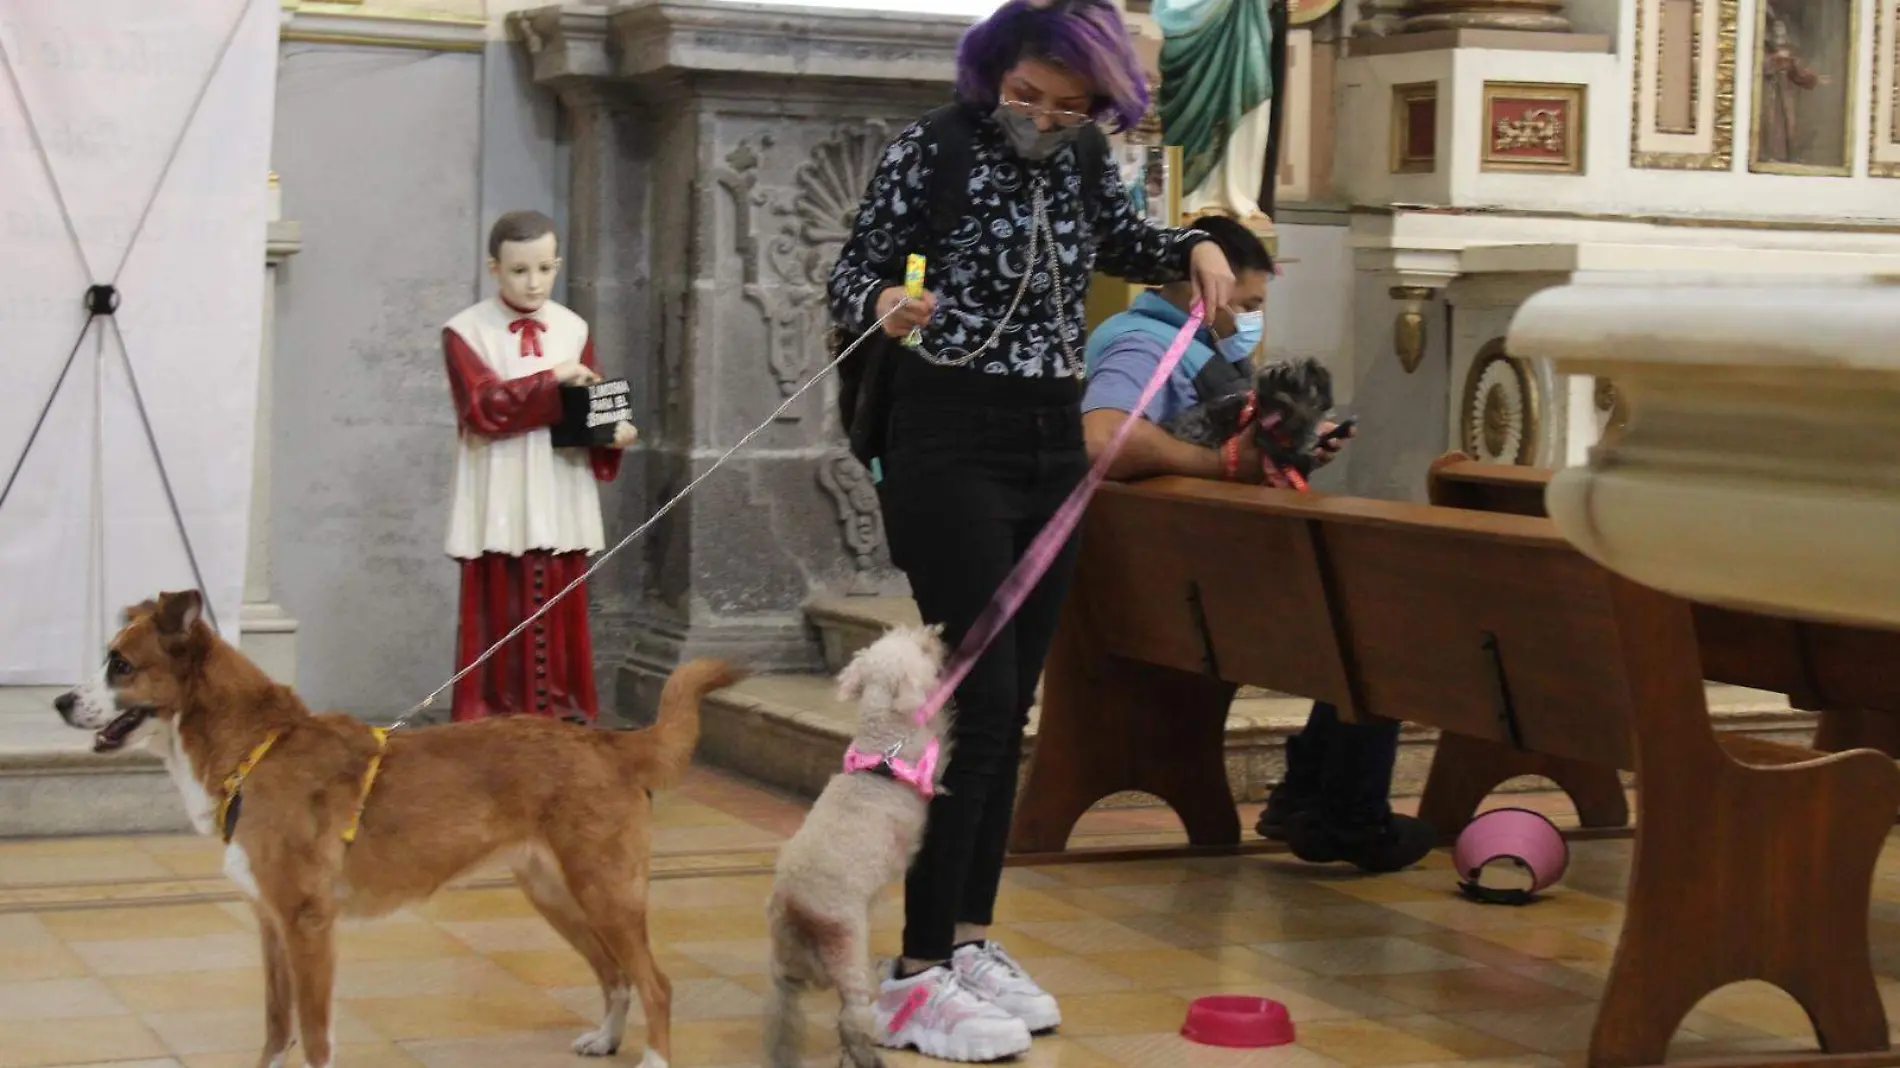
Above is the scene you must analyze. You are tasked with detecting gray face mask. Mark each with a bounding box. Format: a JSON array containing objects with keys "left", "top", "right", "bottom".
[{"left": 993, "top": 105, "right": 1082, "bottom": 162}]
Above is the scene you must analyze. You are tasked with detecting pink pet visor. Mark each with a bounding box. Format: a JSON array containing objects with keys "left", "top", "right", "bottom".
[{"left": 1453, "top": 808, "right": 1569, "bottom": 905}]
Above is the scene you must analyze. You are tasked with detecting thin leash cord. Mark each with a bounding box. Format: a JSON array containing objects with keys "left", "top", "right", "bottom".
[
  {"left": 107, "top": 318, "right": 221, "bottom": 635},
  {"left": 909, "top": 303, "right": 1208, "bottom": 729},
  {"left": 0, "top": 28, "right": 95, "bottom": 280},
  {"left": 389, "top": 298, "right": 916, "bottom": 728}
]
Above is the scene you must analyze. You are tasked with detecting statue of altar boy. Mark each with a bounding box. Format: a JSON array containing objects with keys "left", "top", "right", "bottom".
[{"left": 441, "top": 210, "right": 638, "bottom": 722}]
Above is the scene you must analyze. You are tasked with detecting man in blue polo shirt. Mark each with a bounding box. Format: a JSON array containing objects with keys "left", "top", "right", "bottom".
[{"left": 1080, "top": 215, "right": 1435, "bottom": 874}]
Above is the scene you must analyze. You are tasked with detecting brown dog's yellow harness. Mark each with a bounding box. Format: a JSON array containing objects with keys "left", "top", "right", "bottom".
[{"left": 216, "top": 727, "right": 391, "bottom": 845}]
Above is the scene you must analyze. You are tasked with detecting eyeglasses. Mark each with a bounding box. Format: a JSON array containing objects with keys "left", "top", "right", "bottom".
[{"left": 1000, "top": 98, "right": 1095, "bottom": 129}]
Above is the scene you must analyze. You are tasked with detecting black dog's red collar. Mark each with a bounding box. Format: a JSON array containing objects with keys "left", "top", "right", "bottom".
[{"left": 1219, "top": 391, "right": 1310, "bottom": 491}]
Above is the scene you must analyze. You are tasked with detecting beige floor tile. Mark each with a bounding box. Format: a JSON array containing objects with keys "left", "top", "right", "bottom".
[
  {"left": 0, "top": 976, "right": 128, "bottom": 1020},
  {"left": 1090, "top": 947, "right": 1267, "bottom": 988},
  {"left": 650, "top": 904, "right": 770, "bottom": 943},
  {"left": 1051, "top": 991, "right": 1192, "bottom": 1037},
  {"left": 647, "top": 873, "right": 777, "bottom": 911},
  {"left": 1382, "top": 1013, "right": 1535, "bottom": 1061},
  {"left": 1473, "top": 927, "right": 1616, "bottom": 965},
  {"left": 1681, "top": 980, "right": 1812, "bottom": 1037},
  {"left": 1295, "top": 1017, "right": 1478, "bottom": 1067},
  {"left": 49, "top": 1061, "right": 182, "bottom": 1068},
  {"left": 437, "top": 916, "right": 572, "bottom": 954},
  {"left": 335, "top": 920, "right": 475, "bottom": 961},
  {"left": 71, "top": 932, "right": 259, "bottom": 977},
  {"left": 1078, "top": 1031, "right": 1343, "bottom": 1068},
  {"left": 0, "top": 942, "right": 90, "bottom": 982},
  {"left": 1339, "top": 968, "right": 1589, "bottom": 1014},
  {"left": 485, "top": 947, "right": 603, "bottom": 989},
  {"left": 38, "top": 903, "right": 246, "bottom": 942},
  {"left": 142, "top": 1002, "right": 383, "bottom": 1055},
  {"left": 180, "top": 1043, "right": 422, "bottom": 1068},
  {"left": 107, "top": 969, "right": 266, "bottom": 1013},
  {"left": 398, "top": 1030, "right": 595, "bottom": 1068},
  {"left": 1007, "top": 954, "right": 1141, "bottom": 996},
  {"left": 1010, "top": 920, "right": 1177, "bottom": 956},
  {"left": 672, "top": 938, "right": 776, "bottom": 977},
  {"left": 0, "top": 916, "right": 57, "bottom": 949},
  {"left": 988, "top": 888, "right": 1100, "bottom": 924},
  {"left": 652, "top": 824, "right": 783, "bottom": 854},
  {"left": 0, "top": 1015, "right": 168, "bottom": 1068},
  {"left": 974, "top": 926, "right": 1073, "bottom": 961},
  {"left": 0, "top": 852, "right": 173, "bottom": 887},
  {"left": 145, "top": 849, "right": 227, "bottom": 878},
  {"left": 412, "top": 887, "right": 538, "bottom": 923},
  {"left": 1258, "top": 937, "right": 1485, "bottom": 978},
  {"left": 334, "top": 954, "right": 540, "bottom": 999},
  {"left": 344, "top": 990, "right": 585, "bottom": 1041},
  {"left": 1448, "top": 1003, "right": 1607, "bottom": 1054}
]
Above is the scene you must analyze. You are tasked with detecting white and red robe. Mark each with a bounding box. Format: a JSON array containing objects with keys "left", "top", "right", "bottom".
[{"left": 442, "top": 297, "right": 621, "bottom": 722}]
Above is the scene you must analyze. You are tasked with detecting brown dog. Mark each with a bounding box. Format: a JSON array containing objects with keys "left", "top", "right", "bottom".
[{"left": 55, "top": 589, "right": 741, "bottom": 1068}]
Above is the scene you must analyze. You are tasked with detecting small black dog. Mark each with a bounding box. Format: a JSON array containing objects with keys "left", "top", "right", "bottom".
[{"left": 1162, "top": 358, "right": 1339, "bottom": 487}]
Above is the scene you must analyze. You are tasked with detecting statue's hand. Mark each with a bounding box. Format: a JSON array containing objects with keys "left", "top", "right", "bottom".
[{"left": 611, "top": 422, "right": 639, "bottom": 450}]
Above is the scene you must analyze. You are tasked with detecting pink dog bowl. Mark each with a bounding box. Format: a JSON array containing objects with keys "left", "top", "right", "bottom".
[{"left": 1181, "top": 996, "right": 1295, "bottom": 1048}]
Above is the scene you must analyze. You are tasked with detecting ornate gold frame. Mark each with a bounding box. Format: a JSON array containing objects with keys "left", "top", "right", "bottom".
[
  {"left": 1631, "top": 0, "right": 1738, "bottom": 170},
  {"left": 1460, "top": 341, "right": 1543, "bottom": 467},
  {"left": 1390, "top": 82, "right": 1438, "bottom": 174},
  {"left": 1874, "top": 0, "right": 1900, "bottom": 177},
  {"left": 1480, "top": 82, "right": 1587, "bottom": 174},
  {"left": 1749, "top": 0, "right": 1860, "bottom": 176}
]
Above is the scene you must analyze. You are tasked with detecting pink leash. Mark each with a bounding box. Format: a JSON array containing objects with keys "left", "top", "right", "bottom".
[{"left": 908, "top": 303, "right": 1207, "bottom": 729}]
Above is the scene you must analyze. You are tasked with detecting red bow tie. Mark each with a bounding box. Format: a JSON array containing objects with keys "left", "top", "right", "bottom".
[{"left": 509, "top": 317, "right": 545, "bottom": 360}]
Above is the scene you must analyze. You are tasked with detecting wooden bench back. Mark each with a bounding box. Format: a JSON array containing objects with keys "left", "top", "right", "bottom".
[
  {"left": 1426, "top": 455, "right": 1900, "bottom": 713},
  {"left": 1074, "top": 479, "right": 1638, "bottom": 770}
]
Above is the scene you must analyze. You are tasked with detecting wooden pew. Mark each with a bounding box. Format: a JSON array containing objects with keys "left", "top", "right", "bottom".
[
  {"left": 1422, "top": 453, "right": 1900, "bottom": 837},
  {"left": 1010, "top": 476, "right": 1900, "bottom": 1068}
]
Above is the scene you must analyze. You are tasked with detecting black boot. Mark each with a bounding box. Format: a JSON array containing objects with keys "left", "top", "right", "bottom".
[
  {"left": 1285, "top": 812, "right": 1437, "bottom": 874},
  {"left": 1253, "top": 781, "right": 1313, "bottom": 841}
]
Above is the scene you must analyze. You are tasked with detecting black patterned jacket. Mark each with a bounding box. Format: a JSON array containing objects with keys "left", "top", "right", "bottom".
[{"left": 827, "top": 105, "right": 1208, "bottom": 382}]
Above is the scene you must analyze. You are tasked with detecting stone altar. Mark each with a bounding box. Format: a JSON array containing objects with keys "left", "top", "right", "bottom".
[{"left": 510, "top": 1, "right": 972, "bottom": 721}]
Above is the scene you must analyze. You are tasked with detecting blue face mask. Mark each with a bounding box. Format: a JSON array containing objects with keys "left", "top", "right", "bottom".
[{"left": 1218, "top": 309, "right": 1264, "bottom": 362}]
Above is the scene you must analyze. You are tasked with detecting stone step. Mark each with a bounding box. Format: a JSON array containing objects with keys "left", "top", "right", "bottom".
[
  {"left": 698, "top": 667, "right": 1819, "bottom": 807},
  {"left": 0, "top": 689, "right": 191, "bottom": 838},
  {"left": 807, "top": 595, "right": 1298, "bottom": 700}
]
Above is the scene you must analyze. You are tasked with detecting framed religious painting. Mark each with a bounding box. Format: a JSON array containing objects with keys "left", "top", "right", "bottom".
[{"left": 1749, "top": 0, "right": 1858, "bottom": 175}]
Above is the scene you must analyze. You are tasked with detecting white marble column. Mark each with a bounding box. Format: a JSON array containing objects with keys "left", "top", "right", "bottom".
[{"left": 239, "top": 174, "right": 303, "bottom": 684}]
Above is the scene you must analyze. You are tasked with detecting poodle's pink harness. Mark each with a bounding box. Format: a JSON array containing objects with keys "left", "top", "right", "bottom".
[{"left": 843, "top": 738, "right": 942, "bottom": 799}]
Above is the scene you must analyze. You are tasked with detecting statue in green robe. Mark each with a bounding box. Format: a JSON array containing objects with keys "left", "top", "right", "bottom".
[{"left": 1155, "top": 0, "right": 1276, "bottom": 220}]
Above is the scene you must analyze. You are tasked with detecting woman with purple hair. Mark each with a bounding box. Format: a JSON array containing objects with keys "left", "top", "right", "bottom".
[{"left": 826, "top": 1, "right": 1236, "bottom": 1060}]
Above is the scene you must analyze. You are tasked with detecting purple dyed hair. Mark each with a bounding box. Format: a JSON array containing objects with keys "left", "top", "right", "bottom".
[{"left": 954, "top": 0, "right": 1152, "bottom": 133}]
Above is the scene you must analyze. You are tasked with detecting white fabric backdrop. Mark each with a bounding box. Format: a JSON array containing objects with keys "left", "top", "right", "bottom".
[{"left": 0, "top": 0, "right": 278, "bottom": 684}]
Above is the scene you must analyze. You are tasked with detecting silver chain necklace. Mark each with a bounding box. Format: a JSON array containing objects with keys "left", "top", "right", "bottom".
[{"left": 912, "top": 177, "right": 1082, "bottom": 379}]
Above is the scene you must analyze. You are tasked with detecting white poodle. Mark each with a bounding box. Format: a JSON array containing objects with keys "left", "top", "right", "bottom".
[{"left": 764, "top": 624, "right": 953, "bottom": 1068}]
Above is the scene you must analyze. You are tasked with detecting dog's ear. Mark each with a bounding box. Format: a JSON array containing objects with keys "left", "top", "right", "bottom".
[{"left": 154, "top": 590, "right": 203, "bottom": 637}]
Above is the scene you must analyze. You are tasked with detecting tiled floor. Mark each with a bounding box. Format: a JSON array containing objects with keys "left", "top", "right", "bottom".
[{"left": 3, "top": 768, "right": 1899, "bottom": 1068}]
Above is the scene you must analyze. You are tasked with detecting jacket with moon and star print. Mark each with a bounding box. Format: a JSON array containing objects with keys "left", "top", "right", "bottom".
[{"left": 828, "top": 104, "right": 1210, "bottom": 383}]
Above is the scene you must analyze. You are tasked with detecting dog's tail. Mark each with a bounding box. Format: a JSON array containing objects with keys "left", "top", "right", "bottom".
[{"left": 618, "top": 658, "right": 745, "bottom": 790}]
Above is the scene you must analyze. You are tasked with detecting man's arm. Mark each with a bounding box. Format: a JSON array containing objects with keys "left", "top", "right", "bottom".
[
  {"left": 1082, "top": 339, "right": 1242, "bottom": 481},
  {"left": 1084, "top": 408, "right": 1225, "bottom": 481}
]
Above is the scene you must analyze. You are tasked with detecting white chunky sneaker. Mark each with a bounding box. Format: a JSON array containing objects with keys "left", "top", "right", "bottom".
[
  {"left": 953, "top": 941, "right": 1062, "bottom": 1033},
  {"left": 875, "top": 963, "right": 1032, "bottom": 1062}
]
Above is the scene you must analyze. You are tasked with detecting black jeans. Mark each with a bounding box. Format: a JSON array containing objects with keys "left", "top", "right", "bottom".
[
  {"left": 1281, "top": 701, "right": 1401, "bottom": 828},
  {"left": 877, "top": 398, "right": 1088, "bottom": 964}
]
